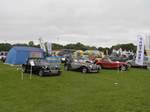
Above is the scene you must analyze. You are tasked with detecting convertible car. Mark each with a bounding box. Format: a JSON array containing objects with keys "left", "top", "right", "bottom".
[
  {"left": 96, "top": 58, "right": 128, "bottom": 71},
  {"left": 64, "top": 58, "right": 100, "bottom": 73},
  {"left": 22, "top": 58, "right": 62, "bottom": 76}
]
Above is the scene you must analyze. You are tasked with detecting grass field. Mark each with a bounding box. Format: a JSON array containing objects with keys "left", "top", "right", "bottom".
[{"left": 0, "top": 61, "right": 150, "bottom": 112}]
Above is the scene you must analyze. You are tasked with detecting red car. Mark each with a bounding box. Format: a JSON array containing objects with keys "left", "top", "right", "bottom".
[{"left": 96, "top": 58, "right": 128, "bottom": 71}]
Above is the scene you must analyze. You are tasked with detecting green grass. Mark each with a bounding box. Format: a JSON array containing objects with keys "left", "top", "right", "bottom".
[{"left": 0, "top": 61, "right": 150, "bottom": 112}]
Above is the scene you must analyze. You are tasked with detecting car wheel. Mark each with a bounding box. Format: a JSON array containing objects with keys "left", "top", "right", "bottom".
[
  {"left": 82, "top": 67, "right": 88, "bottom": 73},
  {"left": 121, "top": 65, "right": 127, "bottom": 71},
  {"left": 127, "top": 62, "right": 131, "bottom": 68},
  {"left": 22, "top": 66, "right": 26, "bottom": 73},
  {"left": 38, "top": 69, "right": 44, "bottom": 76}
]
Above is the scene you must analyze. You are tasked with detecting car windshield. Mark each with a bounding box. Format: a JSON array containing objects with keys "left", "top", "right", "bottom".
[
  {"left": 30, "top": 59, "right": 46, "bottom": 64},
  {"left": 73, "top": 59, "right": 78, "bottom": 62},
  {"left": 103, "top": 58, "right": 112, "bottom": 62}
]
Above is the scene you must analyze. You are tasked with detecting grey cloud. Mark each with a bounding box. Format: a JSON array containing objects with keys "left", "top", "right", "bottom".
[{"left": 0, "top": 0, "right": 150, "bottom": 47}]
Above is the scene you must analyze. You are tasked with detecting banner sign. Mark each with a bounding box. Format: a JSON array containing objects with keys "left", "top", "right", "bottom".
[
  {"left": 136, "top": 35, "right": 145, "bottom": 65},
  {"left": 119, "top": 48, "right": 122, "bottom": 56},
  {"left": 47, "top": 43, "right": 52, "bottom": 54},
  {"left": 145, "top": 36, "right": 150, "bottom": 56},
  {"left": 39, "top": 38, "right": 46, "bottom": 52}
]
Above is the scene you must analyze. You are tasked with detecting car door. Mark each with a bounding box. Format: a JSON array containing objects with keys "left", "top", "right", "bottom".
[
  {"left": 110, "top": 62, "right": 120, "bottom": 68},
  {"left": 75, "top": 60, "right": 83, "bottom": 69},
  {"left": 131, "top": 58, "right": 139, "bottom": 66},
  {"left": 132, "top": 57, "right": 147, "bottom": 67},
  {"left": 143, "top": 57, "right": 148, "bottom": 66},
  {"left": 71, "top": 59, "right": 78, "bottom": 69},
  {"left": 101, "top": 59, "right": 111, "bottom": 68}
]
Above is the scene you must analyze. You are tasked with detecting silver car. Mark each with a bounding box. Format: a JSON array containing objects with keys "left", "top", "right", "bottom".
[
  {"left": 126, "top": 56, "right": 150, "bottom": 69},
  {"left": 64, "top": 58, "right": 100, "bottom": 73}
]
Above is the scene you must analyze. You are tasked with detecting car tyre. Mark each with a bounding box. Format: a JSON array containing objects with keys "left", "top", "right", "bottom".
[
  {"left": 38, "top": 69, "right": 44, "bottom": 76},
  {"left": 82, "top": 67, "right": 88, "bottom": 73},
  {"left": 121, "top": 65, "right": 127, "bottom": 71}
]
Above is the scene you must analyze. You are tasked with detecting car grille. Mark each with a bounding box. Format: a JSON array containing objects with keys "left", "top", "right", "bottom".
[
  {"left": 92, "top": 65, "right": 98, "bottom": 69},
  {"left": 48, "top": 65, "right": 60, "bottom": 70}
]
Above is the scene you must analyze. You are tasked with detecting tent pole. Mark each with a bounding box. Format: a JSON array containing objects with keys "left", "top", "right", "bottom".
[
  {"left": 21, "top": 68, "right": 23, "bottom": 80},
  {"left": 30, "top": 66, "right": 32, "bottom": 80}
]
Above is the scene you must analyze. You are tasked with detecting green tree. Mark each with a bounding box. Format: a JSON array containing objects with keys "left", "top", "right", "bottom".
[
  {"left": 0, "top": 43, "right": 12, "bottom": 51},
  {"left": 28, "top": 41, "right": 34, "bottom": 47}
]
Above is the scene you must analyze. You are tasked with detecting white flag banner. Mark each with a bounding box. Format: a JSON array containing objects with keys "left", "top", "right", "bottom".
[
  {"left": 145, "top": 36, "right": 150, "bottom": 56},
  {"left": 39, "top": 38, "right": 46, "bottom": 52},
  {"left": 119, "top": 48, "right": 123, "bottom": 56},
  {"left": 47, "top": 43, "right": 52, "bottom": 54},
  {"left": 136, "top": 34, "right": 145, "bottom": 65},
  {"left": 145, "top": 36, "right": 150, "bottom": 50}
]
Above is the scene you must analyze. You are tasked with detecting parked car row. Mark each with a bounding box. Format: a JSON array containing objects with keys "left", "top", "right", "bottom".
[
  {"left": 21, "top": 55, "right": 150, "bottom": 77},
  {"left": 109, "top": 55, "right": 150, "bottom": 69}
]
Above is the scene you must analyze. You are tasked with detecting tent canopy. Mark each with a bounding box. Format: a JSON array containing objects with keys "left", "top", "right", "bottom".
[{"left": 5, "top": 46, "right": 45, "bottom": 65}]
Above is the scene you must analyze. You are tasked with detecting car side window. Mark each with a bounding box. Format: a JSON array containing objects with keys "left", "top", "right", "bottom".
[{"left": 103, "top": 58, "right": 111, "bottom": 62}]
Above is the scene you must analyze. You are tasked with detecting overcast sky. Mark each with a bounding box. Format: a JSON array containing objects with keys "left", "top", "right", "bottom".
[{"left": 0, "top": 0, "right": 150, "bottom": 47}]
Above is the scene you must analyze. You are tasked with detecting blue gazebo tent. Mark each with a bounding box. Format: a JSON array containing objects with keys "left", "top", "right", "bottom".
[{"left": 5, "top": 46, "right": 45, "bottom": 65}]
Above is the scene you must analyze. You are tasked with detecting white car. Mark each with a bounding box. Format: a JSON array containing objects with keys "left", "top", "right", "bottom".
[
  {"left": 64, "top": 58, "right": 100, "bottom": 73},
  {"left": 0, "top": 51, "right": 8, "bottom": 61},
  {"left": 126, "top": 56, "right": 150, "bottom": 69}
]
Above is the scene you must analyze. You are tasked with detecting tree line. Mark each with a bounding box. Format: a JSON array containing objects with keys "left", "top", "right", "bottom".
[{"left": 0, "top": 41, "right": 137, "bottom": 54}]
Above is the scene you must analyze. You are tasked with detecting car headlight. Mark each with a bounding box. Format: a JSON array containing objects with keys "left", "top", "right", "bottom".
[
  {"left": 89, "top": 65, "right": 93, "bottom": 68},
  {"left": 55, "top": 65, "right": 58, "bottom": 70},
  {"left": 42, "top": 65, "right": 47, "bottom": 69}
]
